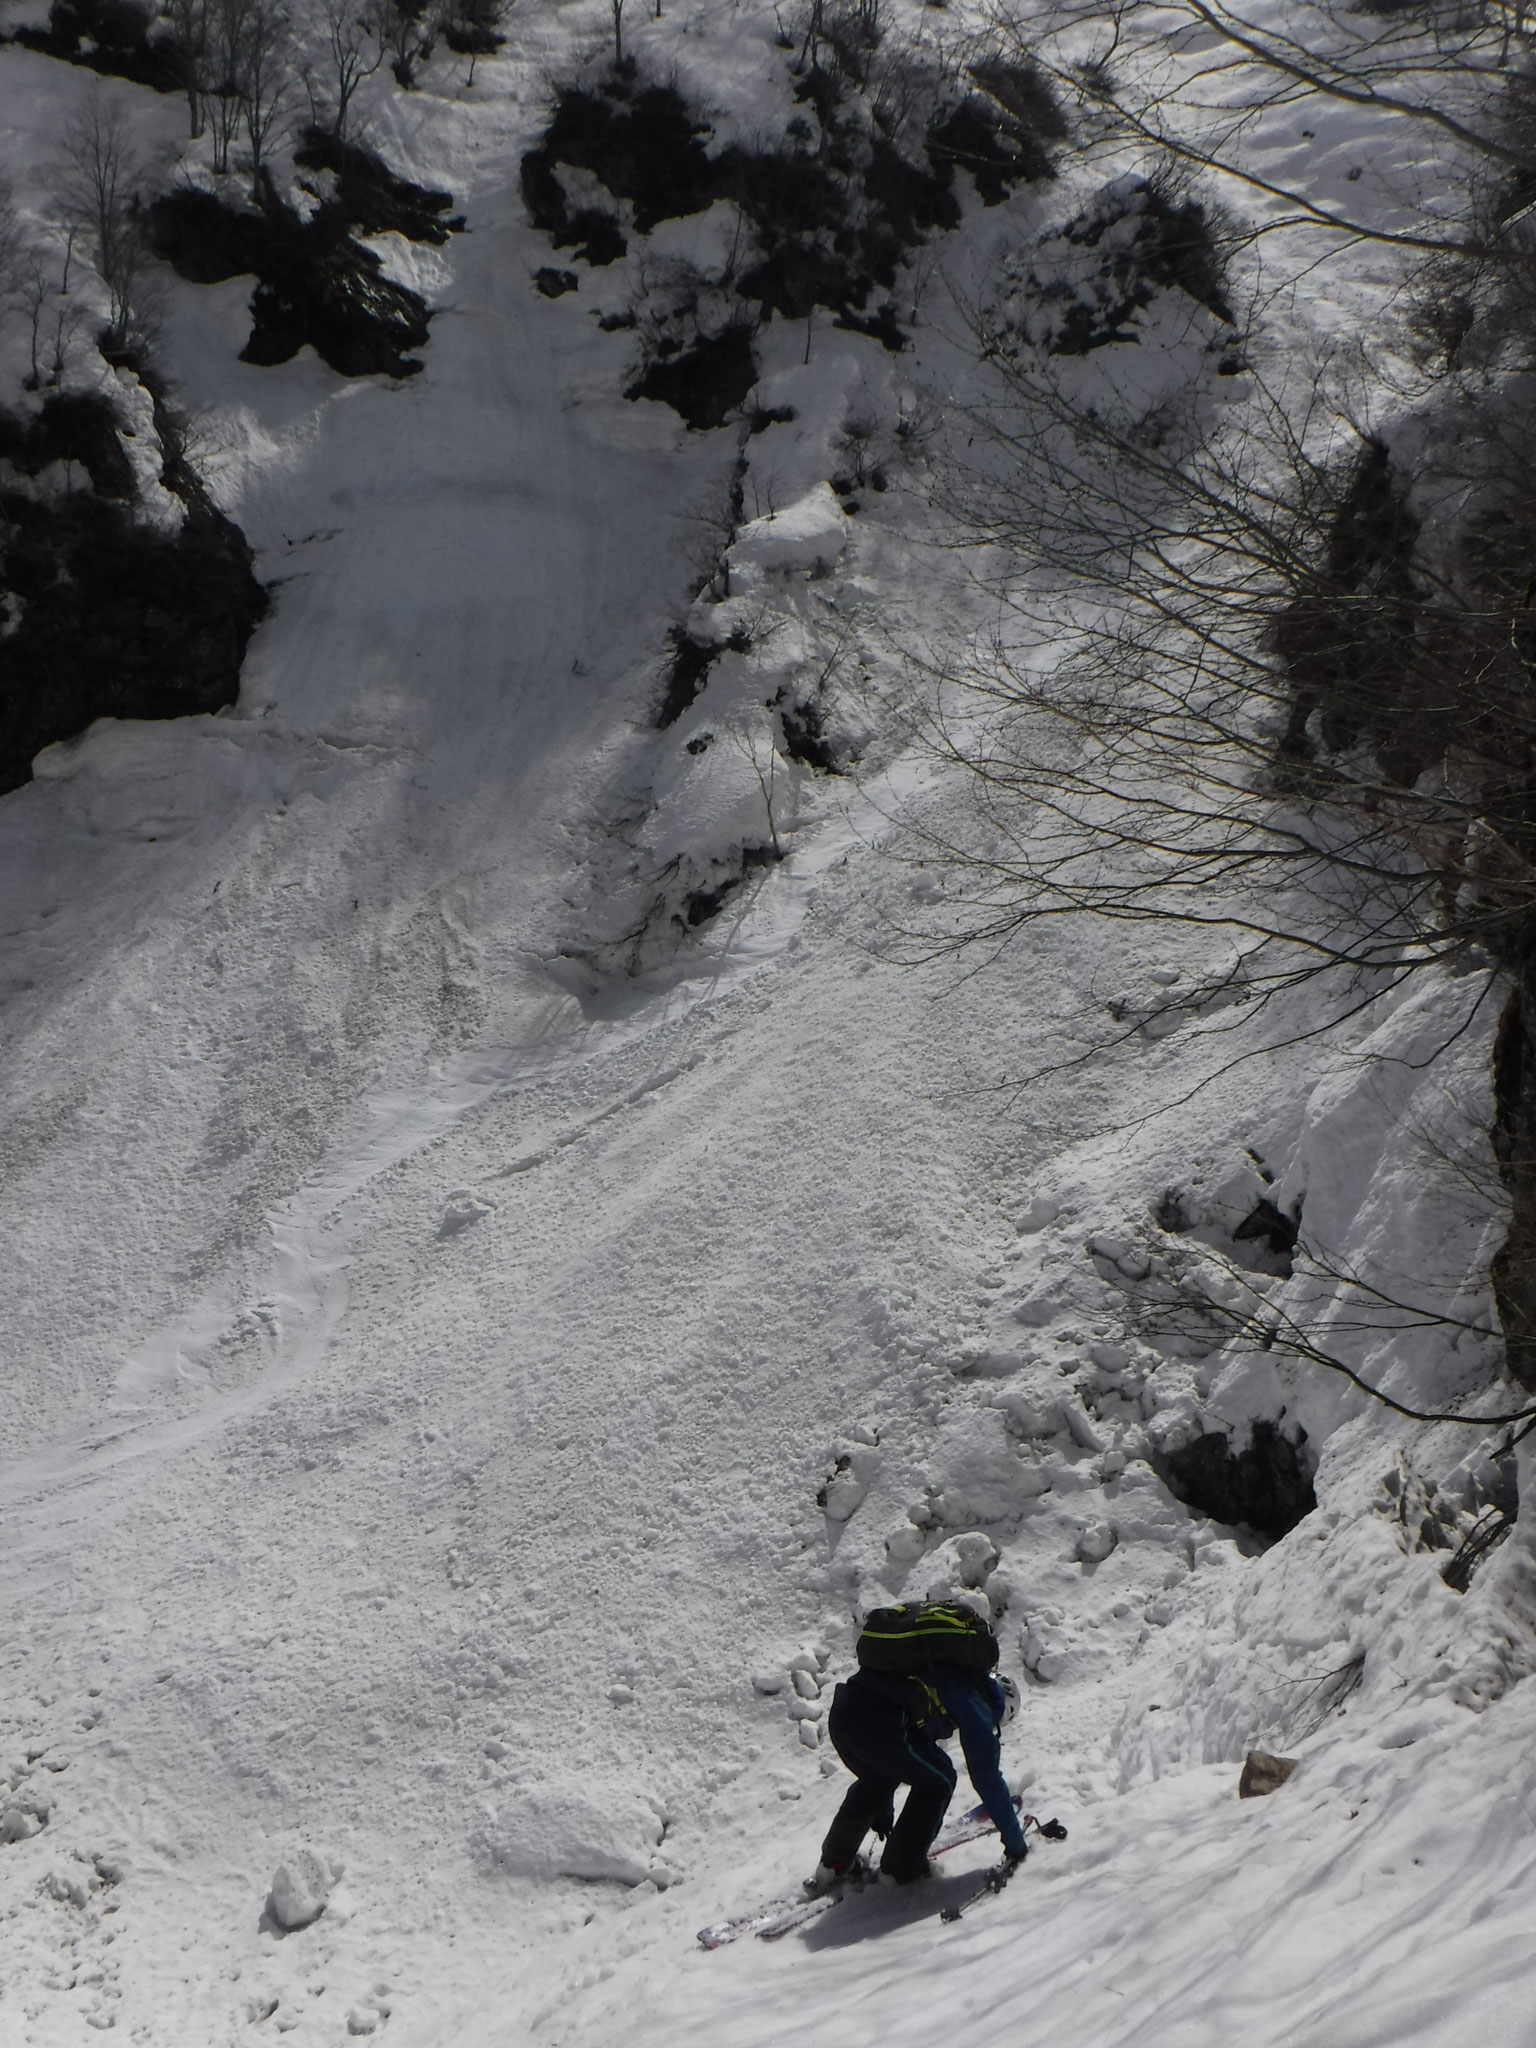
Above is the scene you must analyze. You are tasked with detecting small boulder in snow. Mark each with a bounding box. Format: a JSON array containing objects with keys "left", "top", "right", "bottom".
[
  {"left": 267, "top": 1848, "right": 337, "bottom": 1931},
  {"left": 1238, "top": 1751, "right": 1298, "bottom": 1798}
]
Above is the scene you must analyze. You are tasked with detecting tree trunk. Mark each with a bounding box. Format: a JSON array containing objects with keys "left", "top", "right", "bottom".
[{"left": 1491, "top": 962, "right": 1536, "bottom": 1389}]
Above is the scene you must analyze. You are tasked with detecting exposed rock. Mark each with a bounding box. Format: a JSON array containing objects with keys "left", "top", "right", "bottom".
[{"left": 1238, "top": 1750, "right": 1299, "bottom": 1798}]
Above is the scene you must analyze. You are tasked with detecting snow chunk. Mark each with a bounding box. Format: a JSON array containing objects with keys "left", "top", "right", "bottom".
[
  {"left": 922, "top": 1530, "right": 1000, "bottom": 1597},
  {"left": 266, "top": 1848, "right": 338, "bottom": 1931},
  {"left": 1016, "top": 1194, "right": 1059, "bottom": 1234},
  {"left": 1076, "top": 1521, "right": 1118, "bottom": 1564},
  {"left": 0, "top": 1805, "right": 44, "bottom": 1843},
  {"left": 479, "top": 1779, "right": 665, "bottom": 1885},
  {"left": 727, "top": 484, "right": 848, "bottom": 582}
]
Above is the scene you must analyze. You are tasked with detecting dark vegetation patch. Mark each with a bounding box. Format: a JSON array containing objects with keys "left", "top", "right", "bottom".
[
  {"left": 1380, "top": 1455, "right": 1517, "bottom": 1591},
  {"left": 0, "top": 388, "right": 267, "bottom": 796},
  {"left": 531, "top": 78, "right": 717, "bottom": 232},
  {"left": 657, "top": 618, "right": 754, "bottom": 726},
  {"left": 1153, "top": 1179, "right": 1299, "bottom": 1279},
  {"left": 293, "top": 129, "right": 463, "bottom": 244},
  {"left": 624, "top": 321, "right": 758, "bottom": 431},
  {"left": 525, "top": 49, "right": 1067, "bottom": 417},
  {"left": 0, "top": 391, "right": 136, "bottom": 499},
  {"left": 1269, "top": 402, "right": 1536, "bottom": 1394},
  {"left": 747, "top": 403, "right": 798, "bottom": 434},
  {"left": 659, "top": 628, "right": 719, "bottom": 727},
  {"left": 1492, "top": 985, "right": 1536, "bottom": 1390},
  {"left": 1231, "top": 1196, "right": 1300, "bottom": 1264},
  {"left": 519, "top": 152, "right": 629, "bottom": 265},
  {"left": 535, "top": 267, "right": 579, "bottom": 298},
  {"left": 1163, "top": 1419, "right": 1316, "bottom": 1541},
  {"left": 441, "top": 12, "right": 505, "bottom": 57},
  {"left": 1441, "top": 1506, "right": 1515, "bottom": 1591},
  {"left": 148, "top": 147, "right": 454, "bottom": 378},
  {"left": 678, "top": 843, "right": 781, "bottom": 927},
  {"left": 1272, "top": 439, "right": 1422, "bottom": 776},
  {"left": 14, "top": 0, "right": 182, "bottom": 92},
  {"left": 1031, "top": 176, "right": 1233, "bottom": 355},
  {"left": 927, "top": 93, "right": 1056, "bottom": 204},
  {"left": 777, "top": 691, "right": 844, "bottom": 772}
]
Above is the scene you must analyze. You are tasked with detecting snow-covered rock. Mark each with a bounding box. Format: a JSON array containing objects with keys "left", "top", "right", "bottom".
[{"left": 726, "top": 484, "right": 849, "bottom": 582}]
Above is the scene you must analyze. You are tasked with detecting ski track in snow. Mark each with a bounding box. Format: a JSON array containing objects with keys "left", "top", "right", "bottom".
[{"left": 4, "top": 3, "right": 1536, "bottom": 2044}]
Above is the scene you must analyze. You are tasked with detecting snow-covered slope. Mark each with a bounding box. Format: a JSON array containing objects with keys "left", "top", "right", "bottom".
[{"left": 3, "top": 5, "right": 1535, "bottom": 2044}]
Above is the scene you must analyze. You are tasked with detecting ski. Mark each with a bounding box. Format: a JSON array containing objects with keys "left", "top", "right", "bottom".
[
  {"left": 940, "top": 1857, "right": 1016, "bottom": 1924},
  {"left": 695, "top": 1801, "right": 1016, "bottom": 1950},
  {"left": 940, "top": 1815, "right": 1067, "bottom": 1925}
]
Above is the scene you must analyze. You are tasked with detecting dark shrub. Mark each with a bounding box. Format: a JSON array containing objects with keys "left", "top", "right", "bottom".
[
  {"left": 149, "top": 174, "right": 433, "bottom": 380},
  {"left": 17, "top": 0, "right": 183, "bottom": 90},
  {"left": 146, "top": 189, "right": 268, "bottom": 285},
  {"left": 1164, "top": 1420, "right": 1316, "bottom": 1540},
  {"left": 1271, "top": 439, "right": 1421, "bottom": 770},
  {"left": 658, "top": 628, "right": 718, "bottom": 724},
  {"left": 626, "top": 322, "right": 757, "bottom": 431},
  {"left": 0, "top": 392, "right": 136, "bottom": 499},
  {"left": 927, "top": 95, "right": 1058, "bottom": 203},
  {"left": 779, "top": 694, "right": 844, "bottom": 772},
  {"left": 1037, "top": 177, "right": 1234, "bottom": 354},
  {"left": 293, "top": 128, "right": 462, "bottom": 244},
  {"left": 0, "top": 398, "right": 266, "bottom": 794},
  {"left": 544, "top": 80, "right": 715, "bottom": 231}
]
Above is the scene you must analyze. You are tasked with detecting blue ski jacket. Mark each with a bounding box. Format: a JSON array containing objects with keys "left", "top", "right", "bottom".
[{"left": 929, "top": 1669, "right": 1029, "bottom": 1860}]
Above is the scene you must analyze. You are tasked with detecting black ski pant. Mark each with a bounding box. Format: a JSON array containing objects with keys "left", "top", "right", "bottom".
[{"left": 820, "top": 1678, "right": 956, "bottom": 1882}]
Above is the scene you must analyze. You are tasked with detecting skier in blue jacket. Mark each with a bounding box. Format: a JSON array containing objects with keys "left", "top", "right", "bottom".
[{"left": 810, "top": 1664, "right": 1027, "bottom": 1887}]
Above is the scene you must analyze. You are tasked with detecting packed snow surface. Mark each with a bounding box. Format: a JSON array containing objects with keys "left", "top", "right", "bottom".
[{"left": 3, "top": 3, "right": 1535, "bottom": 2045}]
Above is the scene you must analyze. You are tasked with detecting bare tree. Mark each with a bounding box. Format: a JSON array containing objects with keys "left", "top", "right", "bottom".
[
  {"left": 304, "top": 0, "right": 385, "bottom": 136},
  {"left": 163, "top": 0, "right": 211, "bottom": 137},
  {"left": 19, "top": 253, "right": 52, "bottom": 390},
  {"left": 0, "top": 177, "right": 24, "bottom": 307},
  {"left": 905, "top": 320, "right": 1536, "bottom": 1023},
  {"left": 373, "top": 0, "right": 442, "bottom": 88},
  {"left": 203, "top": 0, "right": 251, "bottom": 175},
  {"left": 1012, "top": 0, "right": 1536, "bottom": 258},
  {"left": 54, "top": 88, "right": 156, "bottom": 355},
  {"left": 445, "top": 0, "right": 506, "bottom": 88},
  {"left": 239, "top": 0, "right": 295, "bottom": 184},
  {"left": 611, "top": 0, "right": 625, "bottom": 69}
]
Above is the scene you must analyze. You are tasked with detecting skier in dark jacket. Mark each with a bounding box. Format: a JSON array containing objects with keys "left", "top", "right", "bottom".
[{"left": 810, "top": 1664, "right": 1028, "bottom": 1887}]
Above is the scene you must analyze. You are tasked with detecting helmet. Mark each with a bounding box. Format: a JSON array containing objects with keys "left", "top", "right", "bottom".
[{"left": 997, "top": 1674, "right": 1021, "bottom": 1726}]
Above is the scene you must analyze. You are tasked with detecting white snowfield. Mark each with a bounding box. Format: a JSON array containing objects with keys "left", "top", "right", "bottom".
[{"left": 2, "top": 4, "right": 1535, "bottom": 2045}]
